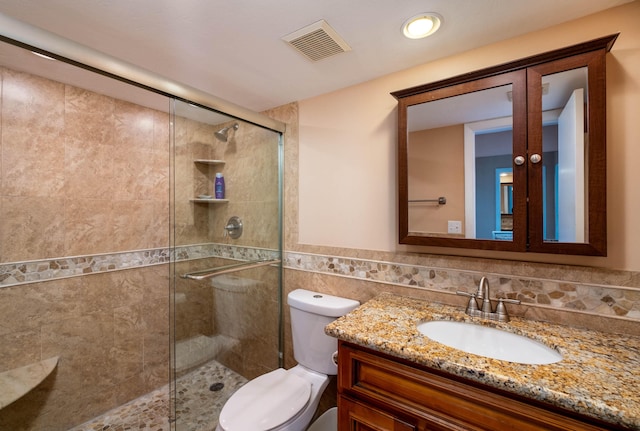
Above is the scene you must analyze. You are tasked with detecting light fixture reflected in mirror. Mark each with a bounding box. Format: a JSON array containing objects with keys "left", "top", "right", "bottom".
[{"left": 402, "top": 13, "right": 442, "bottom": 39}]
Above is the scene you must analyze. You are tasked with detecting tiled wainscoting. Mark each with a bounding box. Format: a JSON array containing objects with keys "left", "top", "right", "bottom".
[{"left": 284, "top": 252, "right": 640, "bottom": 321}]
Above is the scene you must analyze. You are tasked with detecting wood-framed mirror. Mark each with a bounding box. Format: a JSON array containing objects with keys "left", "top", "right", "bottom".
[{"left": 392, "top": 34, "right": 618, "bottom": 256}]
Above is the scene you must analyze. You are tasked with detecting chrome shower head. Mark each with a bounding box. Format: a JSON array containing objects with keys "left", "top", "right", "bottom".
[{"left": 215, "top": 123, "right": 239, "bottom": 142}]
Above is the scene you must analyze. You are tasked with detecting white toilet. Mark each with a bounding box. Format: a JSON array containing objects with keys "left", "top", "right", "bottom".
[{"left": 216, "top": 289, "right": 359, "bottom": 431}]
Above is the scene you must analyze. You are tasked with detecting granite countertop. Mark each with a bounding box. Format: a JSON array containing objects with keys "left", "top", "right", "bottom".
[{"left": 325, "top": 293, "right": 640, "bottom": 430}]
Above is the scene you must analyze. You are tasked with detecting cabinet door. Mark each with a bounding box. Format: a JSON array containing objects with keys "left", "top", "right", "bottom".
[
  {"left": 339, "top": 395, "right": 417, "bottom": 431},
  {"left": 397, "top": 69, "right": 528, "bottom": 252},
  {"left": 526, "top": 49, "right": 607, "bottom": 255}
]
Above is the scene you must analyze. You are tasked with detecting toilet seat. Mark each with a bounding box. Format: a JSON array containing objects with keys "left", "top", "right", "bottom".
[{"left": 218, "top": 368, "right": 311, "bottom": 431}]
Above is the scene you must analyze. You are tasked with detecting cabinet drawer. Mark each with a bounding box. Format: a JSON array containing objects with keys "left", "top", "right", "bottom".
[
  {"left": 338, "top": 341, "right": 612, "bottom": 431},
  {"left": 339, "top": 395, "right": 417, "bottom": 431}
]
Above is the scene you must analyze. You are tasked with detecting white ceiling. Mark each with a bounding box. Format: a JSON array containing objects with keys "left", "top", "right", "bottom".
[{"left": 0, "top": 0, "right": 632, "bottom": 112}]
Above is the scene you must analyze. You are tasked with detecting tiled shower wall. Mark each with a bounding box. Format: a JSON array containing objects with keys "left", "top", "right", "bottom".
[
  {"left": 173, "top": 112, "right": 280, "bottom": 250},
  {"left": 0, "top": 67, "right": 170, "bottom": 262},
  {"left": 172, "top": 104, "right": 282, "bottom": 382},
  {"left": 0, "top": 66, "right": 172, "bottom": 430},
  {"left": 0, "top": 66, "right": 282, "bottom": 430},
  {"left": 0, "top": 264, "right": 170, "bottom": 430}
]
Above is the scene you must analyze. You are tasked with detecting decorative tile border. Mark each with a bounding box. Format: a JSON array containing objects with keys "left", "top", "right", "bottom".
[
  {"left": 283, "top": 251, "right": 640, "bottom": 320},
  {"left": 173, "top": 243, "right": 279, "bottom": 263},
  {"left": 0, "top": 244, "right": 279, "bottom": 288},
  {"left": 4, "top": 246, "right": 639, "bottom": 321}
]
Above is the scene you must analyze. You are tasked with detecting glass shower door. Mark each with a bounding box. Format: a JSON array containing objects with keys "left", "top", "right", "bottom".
[{"left": 170, "top": 100, "right": 283, "bottom": 430}]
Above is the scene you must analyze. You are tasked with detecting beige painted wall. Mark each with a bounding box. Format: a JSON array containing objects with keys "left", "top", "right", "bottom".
[
  {"left": 408, "top": 126, "right": 465, "bottom": 234},
  {"left": 298, "top": 1, "right": 640, "bottom": 271}
]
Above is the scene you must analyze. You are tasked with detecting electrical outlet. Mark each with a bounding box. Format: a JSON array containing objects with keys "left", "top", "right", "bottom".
[{"left": 448, "top": 220, "right": 462, "bottom": 234}]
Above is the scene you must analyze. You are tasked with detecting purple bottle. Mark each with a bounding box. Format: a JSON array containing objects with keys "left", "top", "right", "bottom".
[{"left": 214, "top": 173, "right": 225, "bottom": 199}]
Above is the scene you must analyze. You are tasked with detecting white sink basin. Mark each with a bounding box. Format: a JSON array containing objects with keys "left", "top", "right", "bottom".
[{"left": 417, "top": 320, "right": 562, "bottom": 365}]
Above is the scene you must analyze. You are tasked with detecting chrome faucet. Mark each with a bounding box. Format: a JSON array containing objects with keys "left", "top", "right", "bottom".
[{"left": 457, "top": 277, "right": 520, "bottom": 322}]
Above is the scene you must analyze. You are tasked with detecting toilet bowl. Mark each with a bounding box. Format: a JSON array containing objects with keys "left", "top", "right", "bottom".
[
  {"left": 215, "top": 289, "right": 359, "bottom": 431},
  {"left": 216, "top": 365, "right": 328, "bottom": 431}
]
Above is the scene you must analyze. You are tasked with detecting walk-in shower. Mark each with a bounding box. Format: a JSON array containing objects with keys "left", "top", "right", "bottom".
[{"left": 0, "top": 11, "right": 284, "bottom": 431}]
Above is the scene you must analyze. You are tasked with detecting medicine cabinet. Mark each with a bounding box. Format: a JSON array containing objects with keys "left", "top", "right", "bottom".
[{"left": 392, "top": 34, "right": 617, "bottom": 256}]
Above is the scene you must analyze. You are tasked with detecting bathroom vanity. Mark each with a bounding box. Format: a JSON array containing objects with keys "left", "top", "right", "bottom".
[{"left": 326, "top": 294, "right": 640, "bottom": 430}]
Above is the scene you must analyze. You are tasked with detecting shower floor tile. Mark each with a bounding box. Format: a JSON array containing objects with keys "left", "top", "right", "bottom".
[{"left": 69, "top": 360, "right": 247, "bottom": 431}]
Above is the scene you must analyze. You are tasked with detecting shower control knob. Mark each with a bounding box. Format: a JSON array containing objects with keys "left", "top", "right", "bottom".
[
  {"left": 514, "top": 155, "right": 525, "bottom": 166},
  {"left": 224, "top": 216, "right": 243, "bottom": 239}
]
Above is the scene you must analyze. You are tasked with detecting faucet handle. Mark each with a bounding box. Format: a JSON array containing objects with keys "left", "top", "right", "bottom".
[
  {"left": 494, "top": 298, "right": 520, "bottom": 322},
  {"left": 456, "top": 291, "right": 479, "bottom": 313},
  {"left": 497, "top": 297, "right": 520, "bottom": 305}
]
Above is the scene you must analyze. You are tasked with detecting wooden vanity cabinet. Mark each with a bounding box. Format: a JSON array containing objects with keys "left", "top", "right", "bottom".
[{"left": 337, "top": 341, "right": 622, "bottom": 431}]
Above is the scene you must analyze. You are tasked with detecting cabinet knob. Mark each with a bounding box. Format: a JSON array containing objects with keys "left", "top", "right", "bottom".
[
  {"left": 514, "top": 156, "right": 525, "bottom": 166},
  {"left": 530, "top": 154, "right": 542, "bottom": 164}
]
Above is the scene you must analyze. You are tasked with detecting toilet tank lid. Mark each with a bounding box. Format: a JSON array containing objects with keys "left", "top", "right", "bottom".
[{"left": 287, "top": 289, "right": 360, "bottom": 317}]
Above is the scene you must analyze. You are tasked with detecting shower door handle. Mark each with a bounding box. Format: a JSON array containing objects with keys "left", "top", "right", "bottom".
[{"left": 180, "top": 258, "right": 281, "bottom": 281}]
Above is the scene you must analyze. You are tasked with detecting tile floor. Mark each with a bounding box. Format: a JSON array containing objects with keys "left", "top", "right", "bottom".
[{"left": 69, "top": 360, "right": 247, "bottom": 431}]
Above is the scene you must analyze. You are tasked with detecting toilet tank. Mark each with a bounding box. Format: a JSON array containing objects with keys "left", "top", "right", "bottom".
[{"left": 287, "top": 289, "right": 360, "bottom": 375}]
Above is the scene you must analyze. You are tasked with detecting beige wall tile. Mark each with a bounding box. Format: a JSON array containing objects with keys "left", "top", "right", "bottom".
[
  {"left": 0, "top": 266, "right": 170, "bottom": 430},
  {"left": 1, "top": 66, "right": 170, "bottom": 261},
  {"left": 114, "top": 100, "right": 155, "bottom": 150},
  {"left": 0, "top": 196, "right": 66, "bottom": 261},
  {"left": 64, "top": 86, "right": 115, "bottom": 147},
  {"left": 1, "top": 69, "right": 65, "bottom": 199},
  {"left": 64, "top": 198, "right": 114, "bottom": 256},
  {"left": 0, "top": 65, "right": 172, "bottom": 429}
]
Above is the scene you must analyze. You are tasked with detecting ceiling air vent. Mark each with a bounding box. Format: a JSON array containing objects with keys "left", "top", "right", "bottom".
[{"left": 282, "top": 20, "right": 351, "bottom": 62}]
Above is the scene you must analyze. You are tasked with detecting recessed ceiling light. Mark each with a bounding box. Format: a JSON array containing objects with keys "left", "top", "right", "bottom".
[{"left": 402, "top": 13, "right": 442, "bottom": 39}]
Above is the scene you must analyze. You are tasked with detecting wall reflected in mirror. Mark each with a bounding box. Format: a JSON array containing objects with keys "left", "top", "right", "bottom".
[
  {"left": 544, "top": 68, "right": 588, "bottom": 244},
  {"left": 406, "top": 83, "right": 514, "bottom": 240}
]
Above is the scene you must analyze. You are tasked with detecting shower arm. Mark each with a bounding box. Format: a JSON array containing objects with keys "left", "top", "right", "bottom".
[{"left": 180, "top": 258, "right": 281, "bottom": 281}]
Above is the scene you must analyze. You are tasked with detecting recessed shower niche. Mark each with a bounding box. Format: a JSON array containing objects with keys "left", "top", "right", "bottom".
[{"left": 191, "top": 159, "right": 229, "bottom": 203}]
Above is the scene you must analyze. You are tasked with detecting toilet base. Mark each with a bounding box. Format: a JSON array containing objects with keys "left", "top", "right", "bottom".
[{"left": 307, "top": 407, "right": 337, "bottom": 431}]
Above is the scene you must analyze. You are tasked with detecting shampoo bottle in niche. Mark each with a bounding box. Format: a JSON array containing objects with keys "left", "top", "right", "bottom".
[{"left": 214, "top": 173, "right": 225, "bottom": 199}]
